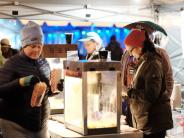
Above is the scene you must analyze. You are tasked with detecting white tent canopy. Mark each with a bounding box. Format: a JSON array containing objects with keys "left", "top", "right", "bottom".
[
  {"left": 0, "top": 0, "right": 183, "bottom": 23},
  {"left": 0, "top": 0, "right": 184, "bottom": 85}
]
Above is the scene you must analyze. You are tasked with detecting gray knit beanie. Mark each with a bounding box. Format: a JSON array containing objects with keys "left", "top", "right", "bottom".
[{"left": 21, "top": 21, "right": 43, "bottom": 47}]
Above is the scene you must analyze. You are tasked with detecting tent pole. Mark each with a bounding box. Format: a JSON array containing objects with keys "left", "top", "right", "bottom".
[{"left": 150, "top": 0, "right": 159, "bottom": 23}]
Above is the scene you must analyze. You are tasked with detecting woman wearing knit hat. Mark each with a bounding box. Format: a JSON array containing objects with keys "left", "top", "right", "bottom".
[
  {"left": 124, "top": 29, "right": 173, "bottom": 138},
  {"left": 0, "top": 21, "right": 61, "bottom": 138}
]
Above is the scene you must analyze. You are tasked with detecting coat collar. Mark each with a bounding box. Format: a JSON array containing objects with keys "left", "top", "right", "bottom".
[{"left": 19, "top": 51, "right": 38, "bottom": 63}]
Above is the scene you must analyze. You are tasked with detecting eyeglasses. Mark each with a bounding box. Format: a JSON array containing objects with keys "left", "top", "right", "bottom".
[{"left": 127, "top": 47, "right": 135, "bottom": 55}]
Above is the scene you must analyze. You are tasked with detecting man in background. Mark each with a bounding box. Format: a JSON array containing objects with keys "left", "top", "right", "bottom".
[
  {"left": 0, "top": 38, "right": 18, "bottom": 63},
  {"left": 106, "top": 35, "right": 123, "bottom": 61}
]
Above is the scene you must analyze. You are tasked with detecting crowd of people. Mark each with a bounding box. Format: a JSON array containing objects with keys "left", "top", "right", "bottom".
[{"left": 0, "top": 21, "right": 174, "bottom": 138}]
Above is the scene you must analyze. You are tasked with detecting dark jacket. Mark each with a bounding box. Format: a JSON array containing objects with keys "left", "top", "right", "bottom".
[
  {"left": 0, "top": 51, "right": 51, "bottom": 132},
  {"left": 1, "top": 47, "right": 18, "bottom": 59},
  {"left": 128, "top": 51, "right": 173, "bottom": 134},
  {"left": 106, "top": 41, "right": 123, "bottom": 61}
]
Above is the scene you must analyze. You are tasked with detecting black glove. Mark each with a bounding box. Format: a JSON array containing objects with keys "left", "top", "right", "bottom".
[
  {"left": 19, "top": 75, "right": 40, "bottom": 87},
  {"left": 57, "top": 79, "right": 64, "bottom": 91}
]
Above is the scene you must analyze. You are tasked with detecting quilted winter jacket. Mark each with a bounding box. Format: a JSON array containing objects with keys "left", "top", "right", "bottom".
[
  {"left": 0, "top": 51, "right": 51, "bottom": 132},
  {"left": 128, "top": 51, "right": 173, "bottom": 134}
]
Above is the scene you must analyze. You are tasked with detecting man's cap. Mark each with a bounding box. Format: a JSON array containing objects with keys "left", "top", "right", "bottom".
[
  {"left": 79, "top": 32, "right": 102, "bottom": 50},
  {"left": 0, "top": 38, "right": 11, "bottom": 47}
]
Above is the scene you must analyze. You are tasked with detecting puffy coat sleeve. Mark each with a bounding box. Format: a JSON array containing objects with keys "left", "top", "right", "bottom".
[{"left": 0, "top": 60, "right": 20, "bottom": 98}]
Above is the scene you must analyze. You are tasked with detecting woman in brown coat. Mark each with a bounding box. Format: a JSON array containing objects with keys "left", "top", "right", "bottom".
[{"left": 124, "top": 29, "right": 173, "bottom": 138}]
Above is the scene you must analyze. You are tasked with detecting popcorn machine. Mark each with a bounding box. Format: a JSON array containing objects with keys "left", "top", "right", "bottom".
[{"left": 63, "top": 60, "right": 122, "bottom": 135}]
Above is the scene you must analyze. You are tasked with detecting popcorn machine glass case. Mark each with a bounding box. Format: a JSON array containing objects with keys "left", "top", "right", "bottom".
[{"left": 64, "top": 60, "right": 122, "bottom": 135}]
